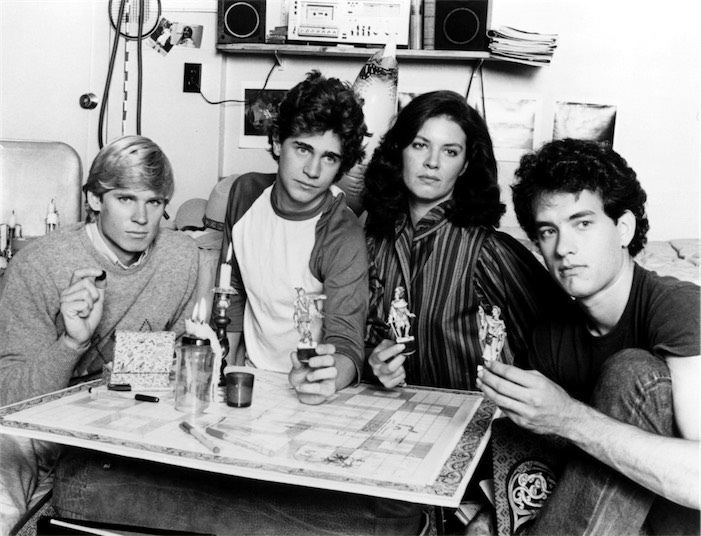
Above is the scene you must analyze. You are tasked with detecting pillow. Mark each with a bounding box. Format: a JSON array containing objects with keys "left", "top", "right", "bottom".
[{"left": 670, "top": 239, "right": 700, "bottom": 266}]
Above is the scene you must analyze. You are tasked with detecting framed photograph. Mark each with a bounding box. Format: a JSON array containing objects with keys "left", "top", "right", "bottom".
[
  {"left": 485, "top": 96, "right": 540, "bottom": 162},
  {"left": 239, "top": 82, "right": 290, "bottom": 149},
  {"left": 553, "top": 101, "right": 617, "bottom": 146}
]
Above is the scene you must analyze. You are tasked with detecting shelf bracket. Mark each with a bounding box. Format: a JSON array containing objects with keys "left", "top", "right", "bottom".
[{"left": 274, "top": 50, "right": 284, "bottom": 71}]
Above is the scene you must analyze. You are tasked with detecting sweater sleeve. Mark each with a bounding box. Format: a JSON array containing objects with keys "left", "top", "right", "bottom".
[
  {"left": 166, "top": 234, "right": 200, "bottom": 339},
  {"left": 0, "top": 256, "right": 85, "bottom": 406},
  {"left": 311, "top": 203, "right": 369, "bottom": 380}
]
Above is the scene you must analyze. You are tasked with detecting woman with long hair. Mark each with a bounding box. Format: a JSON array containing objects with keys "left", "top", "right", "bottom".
[{"left": 363, "top": 90, "right": 566, "bottom": 390}]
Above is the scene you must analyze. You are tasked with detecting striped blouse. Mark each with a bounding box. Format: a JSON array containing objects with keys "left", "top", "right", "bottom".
[{"left": 365, "top": 203, "right": 565, "bottom": 390}]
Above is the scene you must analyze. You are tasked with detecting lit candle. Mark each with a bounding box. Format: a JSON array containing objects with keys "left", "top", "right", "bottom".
[
  {"left": 196, "top": 297, "right": 207, "bottom": 323},
  {"left": 185, "top": 297, "right": 211, "bottom": 340},
  {"left": 218, "top": 243, "right": 233, "bottom": 288},
  {"left": 183, "top": 295, "right": 223, "bottom": 401},
  {"left": 190, "top": 300, "right": 201, "bottom": 323}
]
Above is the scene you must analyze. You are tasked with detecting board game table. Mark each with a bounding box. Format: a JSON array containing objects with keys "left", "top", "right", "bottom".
[{"left": 0, "top": 367, "right": 497, "bottom": 508}]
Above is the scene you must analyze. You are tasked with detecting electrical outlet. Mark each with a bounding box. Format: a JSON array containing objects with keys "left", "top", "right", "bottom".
[{"left": 183, "top": 63, "right": 201, "bottom": 93}]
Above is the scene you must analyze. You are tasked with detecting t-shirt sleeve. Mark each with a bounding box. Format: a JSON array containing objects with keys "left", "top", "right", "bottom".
[
  {"left": 311, "top": 206, "right": 369, "bottom": 381},
  {"left": 648, "top": 281, "right": 700, "bottom": 358},
  {"left": 221, "top": 176, "right": 250, "bottom": 331}
]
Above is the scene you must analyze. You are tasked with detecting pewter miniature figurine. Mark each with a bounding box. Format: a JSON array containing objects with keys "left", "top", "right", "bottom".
[
  {"left": 478, "top": 304, "right": 506, "bottom": 363},
  {"left": 388, "top": 286, "right": 416, "bottom": 356},
  {"left": 293, "top": 287, "right": 326, "bottom": 364}
]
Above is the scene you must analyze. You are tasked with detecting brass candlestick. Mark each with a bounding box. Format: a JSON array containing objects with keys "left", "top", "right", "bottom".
[{"left": 211, "top": 286, "right": 237, "bottom": 386}]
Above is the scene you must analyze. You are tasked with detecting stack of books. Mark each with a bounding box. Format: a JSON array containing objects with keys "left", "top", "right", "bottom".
[
  {"left": 488, "top": 26, "right": 558, "bottom": 66},
  {"left": 266, "top": 26, "right": 287, "bottom": 44}
]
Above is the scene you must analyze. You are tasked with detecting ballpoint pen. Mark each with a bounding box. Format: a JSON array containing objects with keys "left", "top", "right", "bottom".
[{"left": 88, "top": 387, "right": 159, "bottom": 403}]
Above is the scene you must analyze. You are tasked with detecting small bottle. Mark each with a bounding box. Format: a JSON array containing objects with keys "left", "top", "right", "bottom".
[{"left": 46, "top": 199, "right": 59, "bottom": 233}]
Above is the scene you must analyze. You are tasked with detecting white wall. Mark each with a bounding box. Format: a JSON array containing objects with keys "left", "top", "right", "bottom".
[
  {"left": 218, "top": 0, "right": 699, "bottom": 240},
  {"left": 104, "top": 2, "right": 225, "bottom": 216},
  {"left": 2, "top": 0, "right": 699, "bottom": 239}
]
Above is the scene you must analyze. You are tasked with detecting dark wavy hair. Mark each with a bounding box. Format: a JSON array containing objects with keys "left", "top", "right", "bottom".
[
  {"left": 512, "top": 138, "right": 649, "bottom": 256},
  {"left": 268, "top": 70, "right": 367, "bottom": 179},
  {"left": 362, "top": 90, "right": 503, "bottom": 238}
]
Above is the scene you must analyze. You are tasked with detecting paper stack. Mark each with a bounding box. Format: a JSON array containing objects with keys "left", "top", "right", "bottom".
[{"left": 488, "top": 26, "right": 558, "bottom": 66}]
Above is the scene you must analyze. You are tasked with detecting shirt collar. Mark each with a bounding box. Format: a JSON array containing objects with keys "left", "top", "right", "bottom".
[
  {"left": 86, "top": 222, "right": 149, "bottom": 269},
  {"left": 397, "top": 200, "right": 452, "bottom": 238}
]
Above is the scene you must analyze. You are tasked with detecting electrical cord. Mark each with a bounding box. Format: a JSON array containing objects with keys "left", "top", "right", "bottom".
[
  {"left": 465, "top": 58, "right": 487, "bottom": 124},
  {"left": 479, "top": 61, "right": 486, "bottom": 125},
  {"left": 98, "top": 0, "right": 127, "bottom": 148},
  {"left": 136, "top": 0, "right": 144, "bottom": 134},
  {"left": 197, "top": 51, "right": 281, "bottom": 105},
  {"left": 466, "top": 58, "right": 483, "bottom": 101}
]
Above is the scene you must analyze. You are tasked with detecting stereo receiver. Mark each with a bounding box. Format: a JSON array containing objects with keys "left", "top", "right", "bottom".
[{"left": 287, "top": 0, "right": 410, "bottom": 47}]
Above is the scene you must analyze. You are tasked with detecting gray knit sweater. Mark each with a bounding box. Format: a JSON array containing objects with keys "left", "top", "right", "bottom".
[{"left": 0, "top": 223, "right": 199, "bottom": 406}]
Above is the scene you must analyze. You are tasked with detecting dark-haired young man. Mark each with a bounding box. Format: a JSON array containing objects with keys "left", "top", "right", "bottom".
[
  {"left": 478, "top": 138, "right": 699, "bottom": 534},
  {"left": 51, "top": 72, "right": 388, "bottom": 536},
  {"left": 218, "top": 70, "right": 369, "bottom": 405}
]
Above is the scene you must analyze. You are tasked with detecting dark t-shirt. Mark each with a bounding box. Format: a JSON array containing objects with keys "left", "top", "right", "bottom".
[{"left": 529, "top": 264, "right": 700, "bottom": 402}]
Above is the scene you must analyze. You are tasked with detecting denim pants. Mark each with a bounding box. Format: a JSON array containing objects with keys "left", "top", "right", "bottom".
[
  {"left": 529, "top": 349, "right": 700, "bottom": 536},
  {"left": 0, "top": 435, "right": 60, "bottom": 534},
  {"left": 53, "top": 448, "right": 425, "bottom": 535}
]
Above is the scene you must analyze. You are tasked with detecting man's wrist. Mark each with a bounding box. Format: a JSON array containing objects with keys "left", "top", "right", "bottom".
[{"left": 62, "top": 333, "right": 90, "bottom": 352}]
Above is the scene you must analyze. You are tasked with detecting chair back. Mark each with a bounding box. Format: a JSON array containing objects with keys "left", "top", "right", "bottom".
[{"left": 1, "top": 139, "right": 83, "bottom": 236}]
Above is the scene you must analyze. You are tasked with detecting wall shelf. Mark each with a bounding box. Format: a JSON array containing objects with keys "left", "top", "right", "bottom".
[{"left": 216, "top": 43, "right": 493, "bottom": 62}]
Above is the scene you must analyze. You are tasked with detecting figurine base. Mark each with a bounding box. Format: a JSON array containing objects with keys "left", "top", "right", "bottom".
[
  {"left": 297, "top": 345, "right": 317, "bottom": 364},
  {"left": 396, "top": 336, "right": 416, "bottom": 357}
]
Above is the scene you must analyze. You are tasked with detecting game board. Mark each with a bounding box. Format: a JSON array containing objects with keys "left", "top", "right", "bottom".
[{"left": 0, "top": 368, "right": 496, "bottom": 507}]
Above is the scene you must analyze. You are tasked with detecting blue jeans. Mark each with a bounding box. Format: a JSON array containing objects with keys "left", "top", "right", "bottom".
[
  {"left": 0, "top": 436, "right": 59, "bottom": 534},
  {"left": 530, "top": 349, "right": 700, "bottom": 536},
  {"left": 53, "top": 448, "right": 425, "bottom": 535}
]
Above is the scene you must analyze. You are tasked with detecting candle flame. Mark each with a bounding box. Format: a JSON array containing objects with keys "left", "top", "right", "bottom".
[
  {"left": 191, "top": 301, "right": 200, "bottom": 322},
  {"left": 226, "top": 242, "right": 233, "bottom": 263}
]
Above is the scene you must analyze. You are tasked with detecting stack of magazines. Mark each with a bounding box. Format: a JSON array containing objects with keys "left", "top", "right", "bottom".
[{"left": 488, "top": 26, "right": 558, "bottom": 66}]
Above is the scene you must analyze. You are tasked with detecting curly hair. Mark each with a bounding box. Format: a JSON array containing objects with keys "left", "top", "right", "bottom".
[
  {"left": 512, "top": 138, "right": 649, "bottom": 256},
  {"left": 362, "top": 90, "right": 504, "bottom": 238},
  {"left": 83, "top": 135, "right": 173, "bottom": 223},
  {"left": 267, "top": 70, "right": 367, "bottom": 179}
]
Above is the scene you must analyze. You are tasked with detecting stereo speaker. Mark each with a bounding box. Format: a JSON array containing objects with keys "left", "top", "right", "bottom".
[
  {"left": 218, "top": 0, "right": 266, "bottom": 44},
  {"left": 434, "top": 0, "right": 491, "bottom": 51}
]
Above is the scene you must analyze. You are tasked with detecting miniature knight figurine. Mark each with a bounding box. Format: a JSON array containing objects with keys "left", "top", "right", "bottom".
[
  {"left": 388, "top": 286, "right": 416, "bottom": 357},
  {"left": 293, "top": 287, "right": 326, "bottom": 363},
  {"left": 478, "top": 304, "right": 506, "bottom": 363}
]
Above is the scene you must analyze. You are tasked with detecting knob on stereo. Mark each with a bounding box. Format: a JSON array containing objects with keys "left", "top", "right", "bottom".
[{"left": 79, "top": 93, "right": 98, "bottom": 110}]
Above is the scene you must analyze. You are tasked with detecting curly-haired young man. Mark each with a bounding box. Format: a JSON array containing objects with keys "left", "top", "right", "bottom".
[
  {"left": 478, "top": 138, "right": 699, "bottom": 535},
  {"left": 219, "top": 70, "right": 369, "bottom": 405}
]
